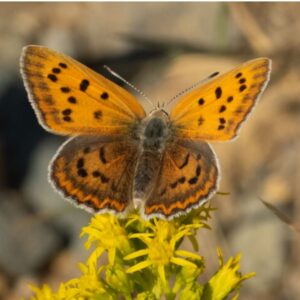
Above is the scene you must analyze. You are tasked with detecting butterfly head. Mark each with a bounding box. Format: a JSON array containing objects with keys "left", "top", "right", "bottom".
[{"left": 148, "top": 108, "right": 169, "bottom": 118}]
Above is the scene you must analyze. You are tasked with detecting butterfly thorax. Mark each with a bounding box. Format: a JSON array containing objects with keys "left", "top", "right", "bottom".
[{"left": 140, "top": 109, "right": 170, "bottom": 152}]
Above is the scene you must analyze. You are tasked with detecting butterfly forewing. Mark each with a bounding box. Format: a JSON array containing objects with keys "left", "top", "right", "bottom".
[
  {"left": 170, "top": 58, "right": 271, "bottom": 141},
  {"left": 20, "top": 45, "right": 146, "bottom": 136}
]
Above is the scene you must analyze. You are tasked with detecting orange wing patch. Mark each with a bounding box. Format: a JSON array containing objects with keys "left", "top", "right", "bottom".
[
  {"left": 20, "top": 45, "right": 145, "bottom": 136},
  {"left": 170, "top": 58, "right": 271, "bottom": 141}
]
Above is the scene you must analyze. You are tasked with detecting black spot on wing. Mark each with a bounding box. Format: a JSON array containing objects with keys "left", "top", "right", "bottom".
[
  {"left": 100, "top": 174, "right": 109, "bottom": 183},
  {"left": 188, "top": 165, "right": 201, "bottom": 185},
  {"left": 219, "top": 105, "right": 226, "bottom": 113},
  {"left": 77, "top": 168, "right": 88, "bottom": 178},
  {"left": 68, "top": 96, "right": 77, "bottom": 104},
  {"left": 198, "top": 98, "right": 205, "bottom": 106},
  {"left": 63, "top": 116, "right": 72, "bottom": 122},
  {"left": 48, "top": 74, "right": 57, "bottom": 82},
  {"left": 215, "top": 87, "right": 222, "bottom": 99},
  {"left": 178, "top": 176, "right": 186, "bottom": 184},
  {"left": 77, "top": 158, "right": 84, "bottom": 169},
  {"left": 92, "top": 170, "right": 110, "bottom": 183},
  {"left": 80, "top": 79, "right": 89, "bottom": 92},
  {"left": 59, "top": 62, "right": 67, "bottom": 68},
  {"left": 92, "top": 170, "right": 100, "bottom": 178},
  {"left": 239, "top": 85, "right": 247, "bottom": 92},
  {"left": 188, "top": 177, "right": 198, "bottom": 185},
  {"left": 179, "top": 153, "right": 189, "bottom": 169},
  {"left": 227, "top": 96, "right": 234, "bottom": 103},
  {"left": 76, "top": 157, "right": 88, "bottom": 177},
  {"left": 52, "top": 67, "right": 61, "bottom": 74},
  {"left": 94, "top": 110, "right": 102, "bottom": 120},
  {"left": 62, "top": 108, "right": 72, "bottom": 116},
  {"left": 219, "top": 117, "right": 226, "bottom": 124},
  {"left": 99, "top": 147, "right": 107, "bottom": 164},
  {"left": 61, "top": 87, "right": 70, "bottom": 93},
  {"left": 100, "top": 92, "right": 109, "bottom": 100},
  {"left": 196, "top": 165, "right": 201, "bottom": 176},
  {"left": 170, "top": 181, "right": 178, "bottom": 189}
]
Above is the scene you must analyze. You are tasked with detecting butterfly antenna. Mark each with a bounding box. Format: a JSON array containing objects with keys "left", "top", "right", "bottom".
[
  {"left": 165, "top": 71, "right": 219, "bottom": 107},
  {"left": 104, "top": 65, "right": 157, "bottom": 109}
]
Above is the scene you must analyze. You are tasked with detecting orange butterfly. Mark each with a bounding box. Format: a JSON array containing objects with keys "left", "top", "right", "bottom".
[{"left": 20, "top": 45, "right": 271, "bottom": 219}]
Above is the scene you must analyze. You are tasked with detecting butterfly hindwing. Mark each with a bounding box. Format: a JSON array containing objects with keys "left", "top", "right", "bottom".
[
  {"left": 20, "top": 45, "right": 146, "bottom": 136},
  {"left": 143, "top": 139, "right": 219, "bottom": 219},
  {"left": 170, "top": 58, "right": 271, "bottom": 141},
  {"left": 50, "top": 136, "right": 139, "bottom": 214}
]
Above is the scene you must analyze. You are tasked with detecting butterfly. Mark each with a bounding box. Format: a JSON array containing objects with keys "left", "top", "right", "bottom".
[{"left": 20, "top": 45, "right": 271, "bottom": 220}]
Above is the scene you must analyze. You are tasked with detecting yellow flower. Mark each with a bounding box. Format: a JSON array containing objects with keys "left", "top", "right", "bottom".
[
  {"left": 29, "top": 206, "right": 254, "bottom": 300},
  {"left": 81, "top": 214, "right": 132, "bottom": 265},
  {"left": 124, "top": 218, "right": 204, "bottom": 288},
  {"left": 70, "top": 255, "right": 107, "bottom": 298},
  {"left": 30, "top": 282, "right": 81, "bottom": 300},
  {"left": 201, "top": 249, "right": 255, "bottom": 300},
  {"left": 105, "top": 263, "right": 134, "bottom": 296},
  {"left": 178, "top": 282, "right": 204, "bottom": 300},
  {"left": 30, "top": 284, "right": 56, "bottom": 300}
]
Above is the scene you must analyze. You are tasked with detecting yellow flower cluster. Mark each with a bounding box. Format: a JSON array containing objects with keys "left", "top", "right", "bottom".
[{"left": 29, "top": 205, "right": 254, "bottom": 300}]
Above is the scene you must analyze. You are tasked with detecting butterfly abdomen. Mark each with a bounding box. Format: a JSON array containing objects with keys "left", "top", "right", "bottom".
[{"left": 133, "top": 150, "right": 162, "bottom": 206}]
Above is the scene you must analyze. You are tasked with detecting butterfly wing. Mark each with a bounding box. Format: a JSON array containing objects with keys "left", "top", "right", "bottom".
[
  {"left": 50, "top": 136, "right": 139, "bottom": 215},
  {"left": 143, "top": 139, "right": 219, "bottom": 219},
  {"left": 20, "top": 45, "right": 146, "bottom": 136},
  {"left": 170, "top": 58, "right": 271, "bottom": 141}
]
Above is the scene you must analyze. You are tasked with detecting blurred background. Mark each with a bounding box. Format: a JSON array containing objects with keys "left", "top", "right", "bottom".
[{"left": 0, "top": 2, "right": 299, "bottom": 299}]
